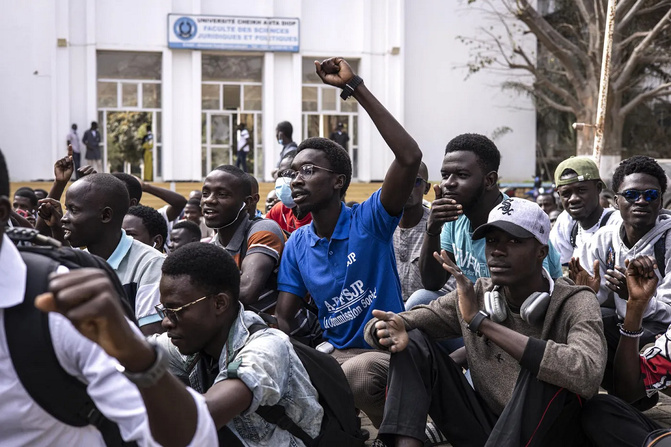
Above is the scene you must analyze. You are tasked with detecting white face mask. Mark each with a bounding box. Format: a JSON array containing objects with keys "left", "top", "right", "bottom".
[{"left": 275, "top": 177, "right": 296, "bottom": 209}]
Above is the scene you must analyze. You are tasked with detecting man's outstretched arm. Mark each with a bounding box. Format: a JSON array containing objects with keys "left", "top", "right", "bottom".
[
  {"left": 314, "top": 57, "right": 422, "bottom": 217},
  {"left": 142, "top": 181, "right": 188, "bottom": 222},
  {"left": 35, "top": 269, "right": 212, "bottom": 447}
]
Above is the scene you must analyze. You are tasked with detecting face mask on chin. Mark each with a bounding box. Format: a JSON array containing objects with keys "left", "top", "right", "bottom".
[
  {"left": 278, "top": 138, "right": 284, "bottom": 145},
  {"left": 275, "top": 177, "right": 296, "bottom": 209}
]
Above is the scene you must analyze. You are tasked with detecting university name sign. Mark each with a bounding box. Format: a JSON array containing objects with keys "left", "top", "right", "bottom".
[{"left": 168, "top": 14, "right": 300, "bottom": 52}]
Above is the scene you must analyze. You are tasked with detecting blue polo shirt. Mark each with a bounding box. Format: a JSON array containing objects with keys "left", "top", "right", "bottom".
[{"left": 278, "top": 189, "right": 404, "bottom": 349}]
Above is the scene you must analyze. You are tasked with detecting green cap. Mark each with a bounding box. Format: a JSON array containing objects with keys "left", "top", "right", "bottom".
[{"left": 554, "top": 156, "right": 601, "bottom": 186}]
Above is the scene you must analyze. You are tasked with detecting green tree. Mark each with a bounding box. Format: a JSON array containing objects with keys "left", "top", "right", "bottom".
[
  {"left": 461, "top": 0, "right": 671, "bottom": 163},
  {"left": 106, "top": 112, "right": 151, "bottom": 172}
]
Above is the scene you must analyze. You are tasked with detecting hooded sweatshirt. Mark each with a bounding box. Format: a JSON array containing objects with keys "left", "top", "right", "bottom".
[
  {"left": 364, "top": 276, "right": 606, "bottom": 415},
  {"left": 579, "top": 214, "right": 671, "bottom": 324}
]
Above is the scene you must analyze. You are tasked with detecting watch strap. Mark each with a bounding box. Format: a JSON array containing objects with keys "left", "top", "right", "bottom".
[
  {"left": 117, "top": 339, "right": 169, "bottom": 388},
  {"left": 467, "top": 310, "right": 490, "bottom": 335}
]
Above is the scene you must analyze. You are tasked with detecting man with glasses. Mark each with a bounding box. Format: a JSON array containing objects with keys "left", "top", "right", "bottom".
[
  {"left": 38, "top": 242, "right": 322, "bottom": 446},
  {"left": 276, "top": 57, "right": 422, "bottom": 429},
  {"left": 576, "top": 155, "right": 671, "bottom": 394}
]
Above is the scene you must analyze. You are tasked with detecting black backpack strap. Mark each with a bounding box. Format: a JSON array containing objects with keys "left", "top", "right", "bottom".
[
  {"left": 570, "top": 222, "right": 579, "bottom": 248},
  {"left": 655, "top": 231, "right": 667, "bottom": 277},
  {"left": 227, "top": 323, "right": 316, "bottom": 446},
  {"left": 6, "top": 251, "right": 133, "bottom": 446},
  {"left": 600, "top": 210, "right": 615, "bottom": 228}
]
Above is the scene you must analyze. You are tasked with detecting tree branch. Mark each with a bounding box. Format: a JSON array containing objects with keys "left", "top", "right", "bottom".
[
  {"left": 534, "top": 88, "right": 577, "bottom": 113},
  {"left": 620, "top": 82, "right": 671, "bottom": 117},
  {"left": 510, "top": 0, "right": 589, "bottom": 84},
  {"left": 614, "top": 7, "right": 671, "bottom": 90},
  {"left": 617, "top": 0, "right": 646, "bottom": 30}
]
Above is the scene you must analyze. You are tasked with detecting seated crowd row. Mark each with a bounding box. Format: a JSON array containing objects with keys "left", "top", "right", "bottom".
[{"left": 3, "top": 57, "right": 671, "bottom": 447}]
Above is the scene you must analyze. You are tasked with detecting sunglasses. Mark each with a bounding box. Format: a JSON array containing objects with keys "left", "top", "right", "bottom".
[
  {"left": 414, "top": 177, "right": 426, "bottom": 187},
  {"left": 279, "top": 164, "right": 337, "bottom": 180},
  {"left": 617, "top": 189, "right": 660, "bottom": 204}
]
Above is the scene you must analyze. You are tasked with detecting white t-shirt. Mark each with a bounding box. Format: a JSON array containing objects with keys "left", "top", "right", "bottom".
[
  {"left": 239, "top": 129, "right": 250, "bottom": 152},
  {"left": 549, "top": 208, "right": 622, "bottom": 264},
  {"left": 0, "top": 235, "right": 217, "bottom": 446}
]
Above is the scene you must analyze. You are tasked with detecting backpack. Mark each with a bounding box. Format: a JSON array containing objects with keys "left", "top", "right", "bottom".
[
  {"left": 569, "top": 210, "right": 615, "bottom": 248},
  {"left": 4, "top": 228, "right": 137, "bottom": 446},
  {"left": 227, "top": 324, "right": 367, "bottom": 447},
  {"left": 644, "top": 429, "right": 671, "bottom": 447}
]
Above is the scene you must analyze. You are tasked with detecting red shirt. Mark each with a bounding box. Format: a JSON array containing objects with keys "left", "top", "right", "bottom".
[{"left": 266, "top": 202, "right": 312, "bottom": 234}]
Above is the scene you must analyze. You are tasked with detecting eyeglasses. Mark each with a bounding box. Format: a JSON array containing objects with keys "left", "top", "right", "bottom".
[
  {"left": 155, "top": 295, "right": 211, "bottom": 323},
  {"left": 279, "top": 164, "right": 337, "bottom": 180},
  {"left": 617, "top": 189, "right": 660, "bottom": 204},
  {"left": 414, "top": 177, "right": 426, "bottom": 187}
]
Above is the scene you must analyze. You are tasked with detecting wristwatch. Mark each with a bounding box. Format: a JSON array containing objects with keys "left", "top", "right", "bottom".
[
  {"left": 116, "top": 339, "right": 169, "bottom": 388},
  {"left": 340, "top": 75, "right": 364, "bottom": 100},
  {"left": 467, "top": 310, "right": 490, "bottom": 336}
]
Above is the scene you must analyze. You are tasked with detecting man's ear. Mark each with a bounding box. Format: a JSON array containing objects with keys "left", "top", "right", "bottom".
[
  {"left": 0, "top": 196, "right": 11, "bottom": 227},
  {"left": 243, "top": 195, "right": 254, "bottom": 209},
  {"left": 213, "top": 292, "right": 233, "bottom": 315},
  {"left": 153, "top": 234, "right": 164, "bottom": 250},
  {"left": 101, "top": 206, "right": 113, "bottom": 224},
  {"left": 484, "top": 171, "right": 499, "bottom": 191},
  {"left": 423, "top": 181, "right": 431, "bottom": 195},
  {"left": 334, "top": 174, "right": 346, "bottom": 193},
  {"left": 596, "top": 181, "right": 604, "bottom": 194}
]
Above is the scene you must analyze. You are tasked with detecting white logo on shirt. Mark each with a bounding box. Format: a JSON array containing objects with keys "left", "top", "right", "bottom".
[{"left": 346, "top": 252, "right": 357, "bottom": 267}]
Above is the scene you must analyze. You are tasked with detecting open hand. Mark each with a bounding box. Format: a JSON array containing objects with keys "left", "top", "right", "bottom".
[
  {"left": 625, "top": 256, "right": 658, "bottom": 307},
  {"left": 371, "top": 309, "right": 408, "bottom": 353},
  {"left": 433, "top": 250, "right": 478, "bottom": 322},
  {"left": 54, "top": 146, "right": 74, "bottom": 183},
  {"left": 605, "top": 265, "right": 629, "bottom": 300},
  {"left": 314, "top": 57, "right": 355, "bottom": 88},
  {"left": 568, "top": 257, "right": 601, "bottom": 293},
  {"left": 426, "top": 184, "right": 462, "bottom": 234},
  {"left": 37, "top": 198, "right": 63, "bottom": 228},
  {"left": 77, "top": 165, "right": 97, "bottom": 178}
]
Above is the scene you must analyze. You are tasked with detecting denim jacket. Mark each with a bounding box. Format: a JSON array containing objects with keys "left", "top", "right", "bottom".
[{"left": 154, "top": 307, "right": 323, "bottom": 446}]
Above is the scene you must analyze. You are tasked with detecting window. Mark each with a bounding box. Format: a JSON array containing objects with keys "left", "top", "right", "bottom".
[
  {"left": 97, "top": 51, "right": 162, "bottom": 178},
  {"left": 201, "top": 54, "right": 263, "bottom": 178}
]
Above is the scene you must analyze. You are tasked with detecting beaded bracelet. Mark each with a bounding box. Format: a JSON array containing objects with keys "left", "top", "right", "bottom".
[{"left": 618, "top": 323, "right": 644, "bottom": 338}]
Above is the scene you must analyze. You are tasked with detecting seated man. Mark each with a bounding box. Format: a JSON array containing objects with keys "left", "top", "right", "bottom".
[
  {"left": 59, "top": 174, "right": 165, "bottom": 334},
  {"left": 575, "top": 156, "right": 671, "bottom": 391},
  {"left": 393, "top": 161, "right": 452, "bottom": 302},
  {"left": 407, "top": 134, "right": 563, "bottom": 310},
  {"left": 39, "top": 242, "right": 323, "bottom": 446},
  {"left": 203, "top": 164, "right": 285, "bottom": 313},
  {"left": 13, "top": 187, "right": 38, "bottom": 226},
  {"left": 123, "top": 205, "right": 168, "bottom": 253},
  {"left": 276, "top": 57, "right": 422, "bottom": 428},
  {"left": 268, "top": 154, "right": 312, "bottom": 235},
  {"left": 550, "top": 156, "right": 621, "bottom": 265},
  {"left": 581, "top": 255, "right": 671, "bottom": 447},
  {"left": 168, "top": 220, "right": 202, "bottom": 252},
  {"left": 183, "top": 198, "right": 213, "bottom": 239},
  {"left": 366, "top": 198, "right": 606, "bottom": 446},
  {"left": 0, "top": 149, "right": 215, "bottom": 447}
]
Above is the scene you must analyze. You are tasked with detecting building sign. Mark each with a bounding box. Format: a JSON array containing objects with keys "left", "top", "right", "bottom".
[{"left": 168, "top": 14, "right": 300, "bottom": 52}]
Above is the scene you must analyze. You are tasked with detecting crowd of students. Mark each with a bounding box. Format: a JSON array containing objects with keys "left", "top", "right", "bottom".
[{"left": 3, "top": 57, "right": 671, "bottom": 447}]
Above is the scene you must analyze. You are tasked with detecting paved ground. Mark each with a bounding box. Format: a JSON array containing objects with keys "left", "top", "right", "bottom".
[{"left": 361, "top": 393, "right": 671, "bottom": 446}]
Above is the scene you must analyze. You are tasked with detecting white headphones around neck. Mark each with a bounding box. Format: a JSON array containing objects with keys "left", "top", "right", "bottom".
[{"left": 484, "top": 268, "right": 554, "bottom": 326}]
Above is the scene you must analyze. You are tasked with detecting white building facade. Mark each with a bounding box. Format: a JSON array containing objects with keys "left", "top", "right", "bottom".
[{"left": 1, "top": 0, "right": 536, "bottom": 183}]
